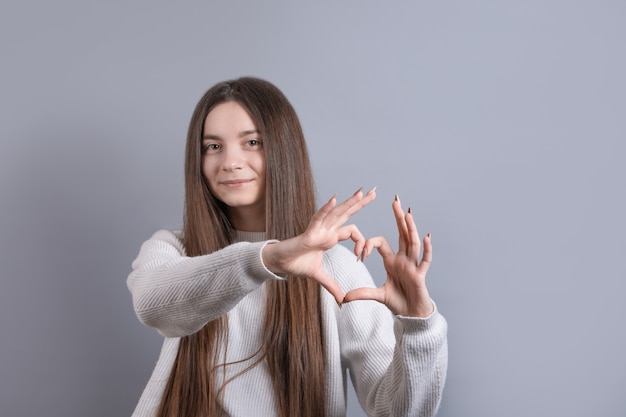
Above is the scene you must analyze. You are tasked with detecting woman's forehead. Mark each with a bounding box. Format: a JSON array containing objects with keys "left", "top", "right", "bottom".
[{"left": 203, "top": 101, "right": 258, "bottom": 137}]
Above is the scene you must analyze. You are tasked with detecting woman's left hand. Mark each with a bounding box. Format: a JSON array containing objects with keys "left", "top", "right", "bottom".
[{"left": 343, "top": 195, "right": 435, "bottom": 318}]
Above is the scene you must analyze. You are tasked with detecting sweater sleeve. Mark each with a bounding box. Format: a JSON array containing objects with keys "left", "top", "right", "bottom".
[
  {"left": 327, "top": 245, "right": 448, "bottom": 417},
  {"left": 127, "top": 230, "right": 282, "bottom": 337}
]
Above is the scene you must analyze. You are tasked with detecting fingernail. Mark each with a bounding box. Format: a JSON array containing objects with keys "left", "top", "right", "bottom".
[
  {"left": 360, "top": 246, "right": 368, "bottom": 262},
  {"left": 356, "top": 250, "right": 362, "bottom": 262},
  {"left": 408, "top": 207, "right": 412, "bottom": 214},
  {"left": 394, "top": 194, "right": 399, "bottom": 201},
  {"left": 329, "top": 194, "right": 337, "bottom": 203},
  {"left": 427, "top": 232, "right": 431, "bottom": 240},
  {"left": 354, "top": 187, "right": 364, "bottom": 195},
  {"left": 366, "top": 186, "right": 377, "bottom": 195}
]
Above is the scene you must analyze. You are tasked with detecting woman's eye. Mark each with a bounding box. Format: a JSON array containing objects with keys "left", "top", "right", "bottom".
[
  {"left": 202, "top": 143, "right": 220, "bottom": 153},
  {"left": 246, "top": 139, "right": 262, "bottom": 147}
]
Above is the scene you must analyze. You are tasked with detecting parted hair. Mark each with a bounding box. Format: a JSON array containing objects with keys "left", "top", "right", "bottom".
[{"left": 156, "top": 77, "right": 326, "bottom": 417}]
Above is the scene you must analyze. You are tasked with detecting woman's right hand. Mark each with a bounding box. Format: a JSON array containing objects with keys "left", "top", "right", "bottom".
[{"left": 262, "top": 187, "right": 376, "bottom": 304}]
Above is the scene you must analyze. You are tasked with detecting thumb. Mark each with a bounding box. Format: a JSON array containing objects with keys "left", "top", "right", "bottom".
[
  {"left": 312, "top": 271, "right": 345, "bottom": 305},
  {"left": 343, "top": 286, "right": 385, "bottom": 305}
]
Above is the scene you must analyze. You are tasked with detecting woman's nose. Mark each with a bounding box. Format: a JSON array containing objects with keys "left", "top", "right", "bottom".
[{"left": 221, "top": 148, "right": 243, "bottom": 171}]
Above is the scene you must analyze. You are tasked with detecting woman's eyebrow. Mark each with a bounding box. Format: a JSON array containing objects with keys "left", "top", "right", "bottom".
[
  {"left": 238, "top": 129, "right": 260, "bottom": 138},
  {"left": 202, "top": 130, "right": 259, "bottom": 140},
  {"left": 202, "top": 134, "right": 221, "bottom": 141}
]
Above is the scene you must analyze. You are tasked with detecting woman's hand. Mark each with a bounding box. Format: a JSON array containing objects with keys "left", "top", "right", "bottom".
[
  {"left": 343, "top": 195, "right": 435, "bottom": 317},
  {"left": 262, "top": 187, "right": 376, "bottom": 304}
]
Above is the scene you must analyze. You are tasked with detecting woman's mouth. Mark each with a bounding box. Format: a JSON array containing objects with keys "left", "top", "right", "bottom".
[{"left": 220, "top": 179, "right": 253, "bottom": 188}]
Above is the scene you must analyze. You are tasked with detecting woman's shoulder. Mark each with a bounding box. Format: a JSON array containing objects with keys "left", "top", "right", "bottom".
[
  {"left": 138, "top": 229, "right": 186, "bottom": 256},
  {"left": 149, "top": 229, "right": 183, "bottom": 241}
]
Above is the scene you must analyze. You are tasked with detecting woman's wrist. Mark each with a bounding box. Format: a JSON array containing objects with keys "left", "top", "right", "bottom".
[
  {"left": 406, "top": 293, "right": 435, "bottom": 318},
  {"left": 261, "top": 240, "right": 294, "bottom": 277},
  {"left": 261, "top": 242, "right": 282, "bottom": 275}
]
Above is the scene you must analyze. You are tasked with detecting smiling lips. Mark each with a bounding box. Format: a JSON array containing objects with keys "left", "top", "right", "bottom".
[{"left": 220, "top": 179, "right": 254, "bottom": 188}]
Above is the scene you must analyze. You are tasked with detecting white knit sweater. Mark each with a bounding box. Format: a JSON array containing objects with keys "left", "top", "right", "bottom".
[{"left": 127, "top": 230, "right": 448, "bottom": 417}]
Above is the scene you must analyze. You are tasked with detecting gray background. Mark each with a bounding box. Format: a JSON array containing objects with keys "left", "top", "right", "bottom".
[{"left": 1, "top": 1, "right": 624, "bottom": 416}]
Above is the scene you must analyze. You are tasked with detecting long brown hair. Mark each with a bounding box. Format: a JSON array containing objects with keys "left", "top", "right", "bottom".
[{"left": 157, "top": 77, "right": 326, "bottom": 417}]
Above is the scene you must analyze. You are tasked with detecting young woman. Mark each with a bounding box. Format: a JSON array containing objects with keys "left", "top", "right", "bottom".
[{"left": 127, "top": 77, "right": 447, "bottom": 417}]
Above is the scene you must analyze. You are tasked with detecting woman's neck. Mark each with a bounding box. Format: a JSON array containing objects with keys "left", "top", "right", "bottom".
[{"left": 227, "top": 206, "right": 266, "bottom": 232}]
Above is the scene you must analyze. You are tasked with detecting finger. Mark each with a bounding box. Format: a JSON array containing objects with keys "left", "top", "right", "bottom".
[
  {"left": 312, "top": 271, "right": 345, "bottom": 305},
  {"left": 343, "top": 286, "right": 385, "bottom": 304},
  {"left": 326, "top": 187, "right": 376, "bottom": 227},
  {"left": 310, "top": 194, "right": 337, "bottom": 227},
  {"left": 405, "top": 208, "right": 421, "bottom": 263},
  {"left": 361, "top": 235, "right": 395, "bottom": 262},
  {"left": 392, "top": 196, "right": 409, "bottom": 253},
  {"left": 329, "top": 187, "right": 363, "bottom": 219},
  {"left": 332, "top": 224, "right": 366, "bottom": 258},
  {"left": 418, "top": 232, "right": 433, "bottom": 274},
  {"left": 342, "top": 186, "right": 376, "bottom": 218}
]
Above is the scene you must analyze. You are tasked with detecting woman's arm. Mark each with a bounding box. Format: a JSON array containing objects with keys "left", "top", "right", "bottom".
[
  {"left": 338, "top": 194, "right": 448, "bottom": 416},
  {"left": 343, "top": 304, "right": 447, "bottom": 417},
  {"left": 128, "top": 187, "right": 376, "bottom": 338},
  {"left": 328, "top": 246, "right": 447, "bottom": 417},
  {"left": 127, "top": 229, "right": 280, "bottom": 337}
]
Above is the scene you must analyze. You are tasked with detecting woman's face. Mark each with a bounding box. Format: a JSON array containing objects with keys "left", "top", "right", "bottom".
[{"left": 202, "top": 101, "right": 266, "bottom": 231}]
